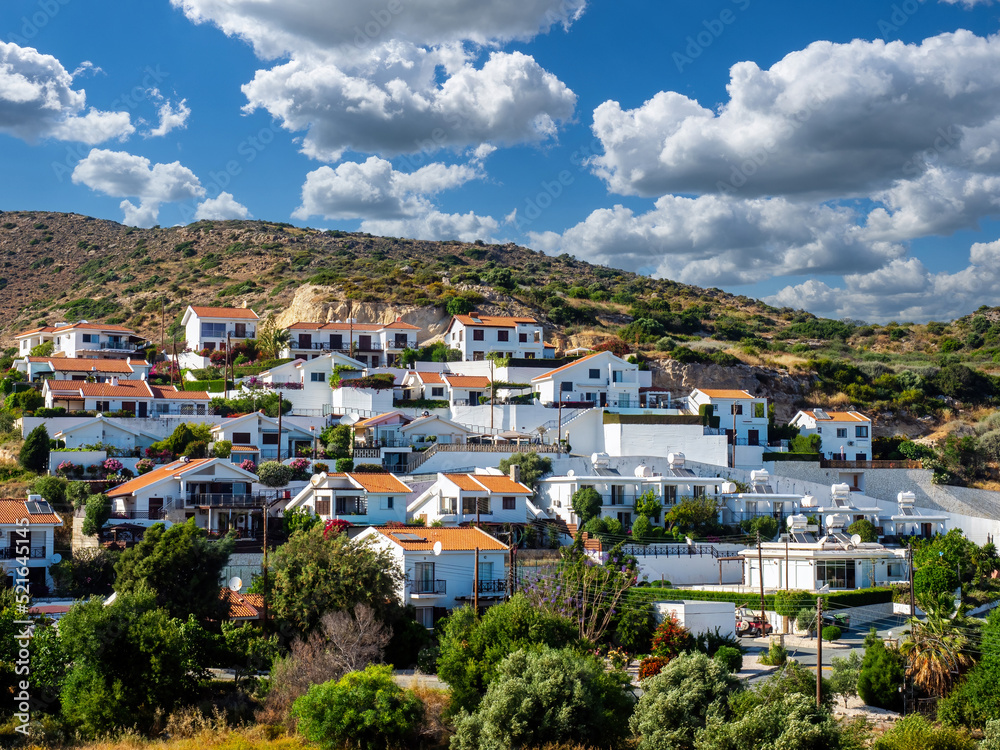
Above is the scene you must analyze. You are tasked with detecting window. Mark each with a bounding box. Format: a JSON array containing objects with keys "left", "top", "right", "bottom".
[
  {"left": 380, "top": 496, "right": 395, "bottom": 510},
  {"left": 462, "top": 497, "right": 489, "bottom": 515},
  {"left": 310, "top": 372, "right": 325, "bottom": 382},
  {"left": 502, "top": 496, "right": 515, "bottom": 510},
  {"left": 262, "top": 432, "right": 279, "bottom": 445},
  {"left": 745, "top": 501, "right": 758, "bottom": 515},
  {"left": 473, "top": 329, "right": 485, "bottom": 341},
  {"left": 817, "top": 426, "right": 823, "bottom": 433},
  {"left": 585, "top": 392, "right": 596, "bottom": 402},
  {"left": 81, "top": 333, "right": 95, "bottom": 343},
  {"left": 440, "top": 497, "right": 457, "bottom": 514},
  {"left": 589, "top": 368, "right": 600, "bottom": 380},
  {"left": 415, "top": 607, "right": 434, "bottom": 627},
  {"left": 315, "top": 499, "right": 331, "bottom": 516},
  {"left": 753, "top": 402, "right": 765, "bottom": 419},
  {"left": 664, "top": 485, "right": 677, "bottom": 504},
  {"left": 816, "top": 560, "right": 855, "bottom": 589},
  {"left": 856, "top": 425, "right": 869, "bottom": 438},
  {"left": 693, "top": 485, "right": 706, "bottom": 498},
  {"left": 836, "top": 428, "right": 847, "bottom": 438},
  {"left": 731, "top": 404, "right": 743, "bottom": 415},
  {"left": 431, "top": 387, "right": 444, "bottom": 397},
  {"left": 519, "top": 333, "right": 528, "bottom": 343},
  {"left": 497, "top": 330, "right": 509, "bottom": 342},
  {"left": 200, "top": 322, "right": 227, "bottom": 338},
  {"left": 232, "top": 432, "right": 252, "bottom": 444},
  {"left": 96, "top": 400, "right": 110, "bottom": 412},
  {"left": 479, "top": 561, "right": 494, "bottom": 580},
  {"left": 612, "top": 371, "right": 623, "bottom": 383},
  {"left": 414, "top": 562, "right": 436, "bottom": 594},
  {"left": 560, "top": 381, "right": 573, "bottom": 392}
]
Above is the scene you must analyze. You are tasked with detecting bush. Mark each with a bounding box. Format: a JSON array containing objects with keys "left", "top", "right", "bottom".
[
  {"left": 335, "top": 457, "right": 355, "bottom": 472},
  {"left": 613, "top": 602, "right": 655, "bottom": 654},
  {"left": 795, "top": 607, "right": 815, "bottom": 632},
  {"left": 651, "top": 614, "right": 693, "bottom": 659},
  {"left": 292, "top": 664, "right": 424, "bottom": 750},
  {"left": 822, "top": 625, "right": 842, "bottom": 642},
  {"left": 571, "top": 486, "right": 602, "bottom": 525},
  {"left": 857, "top": 634, "right": 904, "bottom": 711},
  {"left": 30, "top": 475, "right": 67, "bottom": 505},
  {"left": 416, "top": 646, "right": 440, "bottom": 674},
  {"left": 19, "top": 424, "right": 49, "bottom": 473},
  {"left": 758, "top": 642, "right": 788, "bottom": 666},
  {"left": 451, "top": 647, "right": 634, "bottom": 750},
  {"left": 213, "top": 440, "right": 232, "bottom": 458},
  {"left": 639, "top": 656, "right": 671, "bottom": 680},
  {"left": 872, "top": 714, "right": 977, "bottom": 750},
  {"left": 256, "top": 461, "right": 293, "bottom": 487},
  {"left": 713, "top": 645, "right": 743, "bottom": 673},
  {"left": 81, "top": 494, "right": 111, "bottom": 536}
]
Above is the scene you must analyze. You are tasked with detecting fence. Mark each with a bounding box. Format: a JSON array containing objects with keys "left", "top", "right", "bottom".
[
  {"left": 618, "top": 543, "right": 725, "bottom": 558},
  {"left": 819, "top": 459, "right": 923, "bottom": 469}
]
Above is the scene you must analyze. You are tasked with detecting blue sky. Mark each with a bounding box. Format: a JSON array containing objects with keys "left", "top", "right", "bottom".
[{"left": 3, "top": 0, "right": 1000, "bottom": 323}]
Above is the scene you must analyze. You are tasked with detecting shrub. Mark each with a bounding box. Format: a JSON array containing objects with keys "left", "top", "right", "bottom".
[
  {"left": 239, "top": 459, "right": 256, "bottom": 473},
  {"left": 213, "top": 440, "right": 232, "bottom": 458},
  {"left": 822, "top": 625, "right": 842, "bottom": 642},
  {"left": 872, "top": 714, "right": 977, "bottom": 750},
  {"left": 631, "top": 514, "right": 653, "bottom": 542},
  {"left": 713, "top": 645, "right": 743, "bottom": 673},
  {"left": 613, "top": 602, "right": 655, "bottom": 654},
  {"left": 417, "top": 646, "right": 440, "bottom": 674},
  {"left": 313, "top": 462, "right": 329, "bottom": 474},
  {"left": 256, "top": 461, "right": 293, "bottom": 487},
  {"left": 81, "top": 494, "right": 111, "bottom": 536},
  {"left": 134, "top": 458, "right": 155, "bottom": 475},
  {"left": 795, "top": 607, "right": 815, "bottom": 632},
  {"left": 19, "top": 424, "right": 50, "bottom": 473},
  {"left": 292, "top": 664, "right": 424, "bottom": 750},
  {"left": 651, "top": 613, "right": 693, "bottom": 659},
  {"left": 451, "top": 647, "right": 634, "bottom": 750},
  {"left": 335, "top": 457, "right": 354, "bottom": 472},
  {"left": 639, "top": 656, "right": 670, "bottom": 680},
  {"left": 30, "top": 474, "right": 67, "bottom": 505},
  {"left": 857, "top": 634, "right": 904, "bottom": 711},
  {"left": 571, "top": 486, "right": 602, "bottom": 525},
  {"left": 758, "top": 642, "right": 787, "bottom": 666}
]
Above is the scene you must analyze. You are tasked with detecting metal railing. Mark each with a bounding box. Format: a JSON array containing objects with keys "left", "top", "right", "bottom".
[
  {"left": 110, "top": 509, "right": 164, "bottom": 520},
  {"left": 477, "top": 578, "right": 508, "bottom": 594},
  {"left": 619, "top": 543, "right": 724, "bottom": 558},
  {"left": 358, "top": 438, "right": 410, "bottom": 448},
  {"left": 186, "top": 493, "right": 272, "bottom": 507},
  {"left": 412, "top": 579, "right": 447, "bottom": 595},
  {"left": 820, "top": 459, "right": 921, "bottom": 469},
  {"left": 335, "top": 498, "right": 368, "bottom": 515},
  {"left": 354, "top": 447, "right": 382, "bottom": 459},
  {"left": 0, "top": 547, "right": 47, "bottom": 560}
]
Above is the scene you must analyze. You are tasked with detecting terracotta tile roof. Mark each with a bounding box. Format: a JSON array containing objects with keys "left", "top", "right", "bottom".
[
  {"left": 470, "top": 475, "right": 531, "bottom": 494},
  {"left": 219, "top": 588, "right": 264, "bottom": 619},
  {"left": 49, "top": 381, "right": 153, "bottom": 398},
  {"left": 353, "top": 411, "right": 410, "bottom": 429},
  {"left": 150, "top": 385, "right": 210, "bottom": 400},
  {"left": 106, "top": 458, "right": 212, "bottom": 497},
  {"left": 288, "top": 322, "right": 382, "bottom": 332},
  {"left": 229, "top": 445, "right": 259, "bottom": 452},
  {"left": 384, "top": 320, "right": 420, "bottom": 330},
  {"left": 452, "top": 315, "right": 537, "bottom": 328},
  {"left": 375, "top": 526, "right": 507, "bottom": 552},
  {"left": 28, "top": 357, "right": 147, "bottom": 372},
  {"left": 348, "top": 472, "right": 412, "bottom": 494},
  {"left": 0, "top": 499, "right": 62, "bottom": 525},
  {"left": 415, "top": 371, "right": 444, "bottom": 384},
  {"left": 530, "top": 352, "right": 603, "bottom": 381},
  {"left": 443, "top": 375, "right": 491, "bottom": 388},
  {"left": 15, "top": 326, "right": 56, "bottom": 338},
  {"left": 801, "top": 410, "right": 870, "bottom": 423},
  {"left": 51, "top": 322, "right": 138, "bottom": 334},
  {"left": 444, "top": 473, "right": 489, "bottom": 492},
  {"left": 695, "top": 388, "right": 755, "bottom": 399},
  {"left": 189, "top": 306, "right": 259, "bottom": 320}
]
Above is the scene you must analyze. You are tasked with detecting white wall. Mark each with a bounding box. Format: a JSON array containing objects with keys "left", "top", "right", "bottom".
[
  {"left": 653, "top": 600, "right": 736, "bottom": 639},
  {"left": 635, "top": 544, "right": 745, "bottom": 586},
  {"left": 605, "top": 421, "right": 728, "bottom": 465}
]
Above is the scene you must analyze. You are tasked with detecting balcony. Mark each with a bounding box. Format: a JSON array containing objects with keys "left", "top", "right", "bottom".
[
  {"left": 0, "top": 547, "right": 47, "bottom": 560},
  {"left": 411, "top": 579, "right": 447, "bottom": 595},
  {"left": 477, "top": 578, "right": 508, "bottom": 595},
  {"left": 186, "top": 493, "right": 272, "bottom": 508},
  {"left": 110, "top": 509, "right": 165, "bottom": 520},
  {"left": 99, "top": 340, "right": 149, "bottom": 351},
  {"left": 335, "top": 498, "right": 368, "bottom": 516}
]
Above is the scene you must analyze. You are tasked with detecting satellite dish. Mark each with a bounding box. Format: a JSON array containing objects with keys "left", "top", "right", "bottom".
[
  {"left": 228, "top": 576, "right": 243, "bottom": 592},
  {"left": 432, "top": 541, "right": 443, "bottom": 556},
  {"left": 851, "top": 534, "right": 863, "bottom": 546},
  {"left": 51, "top": 553, "right": 61, "bottom": 564}
]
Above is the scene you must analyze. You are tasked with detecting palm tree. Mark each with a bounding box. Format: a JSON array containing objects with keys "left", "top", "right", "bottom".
[
  {"left": 257, "top": 316, "right": 291, "bottom": 360},
  {"left": 900, "top": 592, "right": 975, "bottom": 698}
]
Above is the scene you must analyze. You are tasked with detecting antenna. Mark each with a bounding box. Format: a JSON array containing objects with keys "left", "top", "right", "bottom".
[
  {"left": 228, "top": 576, "right": 243, "bottom": 592},
  {"left": 850, "top": 534, "right": 862, "bottom": 546},
  {"left": 432, "top": 541, "right": 442, "bottom": 556}
]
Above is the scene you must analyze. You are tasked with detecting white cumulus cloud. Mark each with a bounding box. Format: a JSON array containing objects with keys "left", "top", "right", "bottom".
[
  {"left": 195, "top": 192, "right": 251, "bottom": 221},
  {"left": 145, "top": 99, "right": 191, "bottom": 138},
  {"left": 0, "top": 42, "right": 133, "bottom": 144}
]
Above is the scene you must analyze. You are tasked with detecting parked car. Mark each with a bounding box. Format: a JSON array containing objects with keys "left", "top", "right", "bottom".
[{"left": 736, "top": 612, "right": 773, "bottom": 637}]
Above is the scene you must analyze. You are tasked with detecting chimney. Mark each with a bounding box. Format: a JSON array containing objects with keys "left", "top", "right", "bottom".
[{"left": 509, "top": 464, "right": 521, "bottom": 483}]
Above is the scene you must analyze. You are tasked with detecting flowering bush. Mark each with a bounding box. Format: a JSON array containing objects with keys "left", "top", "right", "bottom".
[
  {"left": 651, "top": 614, "right": 693, "bottom": 660},
  {"left": 86, "top": 463, "right": 102, "bottom": 476},
  {"left": 324, "top": 519, "right": 352, "bottom": 538},
  {"left": 56, "top": 460, "right": 78, "bottom": 477},
  {"left": 240, "top": 459, "right": 257, "bottom": 474},
  {"left": 638, "top": 656, "right": 671, "bottom": 680},
  {"left": 102, "top": 458, "right": 124, "bottom": 474},
  {"left": 135, "top": 459, "right": 155, "bottom": 475},
  {"left": 312, "top": 462, "right": 329, "bottom": 474},
  {"left": 288, "top": 458, "right": 311, "bottom": 481}
]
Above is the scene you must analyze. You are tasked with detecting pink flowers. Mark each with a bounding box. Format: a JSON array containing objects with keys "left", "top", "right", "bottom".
[
  {"left": 240, "top": 459, "right": 257, "bottom": 473},
  {"left": 102, "top": 458, "right": 124, "bottom": 474},
  {"left": 135, "top": 459, "right": 155, "bottom": 475}
]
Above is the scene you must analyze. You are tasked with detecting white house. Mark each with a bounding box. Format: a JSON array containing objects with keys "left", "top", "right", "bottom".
[
  {"left": 52, "top": 415, "right": 160, "bottom": 453},
  {"left": 43, "top": 379, "right": 211, "bottom": 417},
  {"left": 401, "top": 370, "right": 449, "bottom": 402},
  {"left": 407, "top": 469, "right": 533, "bottom": 527},
  {"left": 105, "top": 457, "right": 270, "bottom": 535},
  {"left": 0, "top": 496, "right": 63, "bottom": 595},
  {"left": 399, "top": 414, "right": 474, "bottom": 446},
  {"left": 350, "top": 411, "right": 414, "bottom": 472},
  {"left": 284, "top": 471, "right": 413, "bottom": 526},
  {"left": 688, "top": 388, "right": 769, "bottom": 468},
  {"left": 531, "top": 351, "right": 641, "bottom": 408},
  {"left": 16, "top": 322, "right": 149, "bottom": 359},
  {"left": 284, "top": 319, "right": 420, "bottom": 367},
  {"left": 210, "top": 412, "right": 317, "bottom": 463},
  {"left": 356, "top": 525, "right": 509, "bottom": 626},
  {"left": 888, "top": 491, "right": 950, "bottom": 539},
  {"left": 15, "top": 356, "right": 150, "bottom": 382},
  {"left": 182, "top": 305, "right": 259, "bottom": 352},
  {"left": 788, "top": 409, "right": 872, "bottom": 461},
  {"left": 445, "top": 314, "right": 549, "bottom": 361}
]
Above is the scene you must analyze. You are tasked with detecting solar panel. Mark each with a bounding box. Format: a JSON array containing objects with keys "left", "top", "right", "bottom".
[
  {"left": 751, "top": 483, "right": 774, "bottom": 494},
  {"left": 394, "top": 532, "right": 426, "bottom": 541},
  {"left": 900, "top": 507, "right": 915, "bottom": 516},
  {"left": 25, "top": 500, "right": 53, "bottom": 515},
  {"left": 667, "top": 467, "right": 696, "bottom": 477}
]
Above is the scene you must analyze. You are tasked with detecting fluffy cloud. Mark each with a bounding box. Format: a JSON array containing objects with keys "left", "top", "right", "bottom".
[
  {"left": 529, "top": 194, "right": 903, "bottom": 286},
  {"left": 145, "top": 99, "right": 191, "bottom": 138},
  {"left": 766, "top": 240, "right": 1000, "bottom": 322},
  {"left": 195, "top": 192, "right": 251, "bottom": 221},
  {"left": 294, "top": 156, "right": 481, "bottom": 220},
  {"left": 71, "top": 149, "right": 204, "bottom": 226},
  {"left": 361, "top": 210, "right": 499, "bottom": 243},
  {"left": 0, "top": 42, "right": 133, "bottom": 144},
  {"left": 171, "top": 0, "right": 585, "bottom": 59},
  {"left": 590, "top": 31, "right": 1000, "bottom": 199}
]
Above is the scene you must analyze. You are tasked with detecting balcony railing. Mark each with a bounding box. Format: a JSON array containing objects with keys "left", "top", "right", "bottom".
[
  {"left": 412, "top": 579, "right": 447, "bottom": 595},
  {"left": 110, "top": 509, "right": 164, "bottom": 520},
  {"left": 477, "top": 578, "right": 508, "bottom": 594},
  {"left": 335, "top": 499, "right": 368, "bottom": 515},
  {"left": 186, "top": 493, "right": 272, "bottom": 507},
  {"left": 358, "top": 438, "right": 410, "bottom": 448},
  {"left": 98, "top": 341, "right": 148, "bottom": 351},
  {"left": 0, "top": 547, "right": 47, "bottom": 560}
]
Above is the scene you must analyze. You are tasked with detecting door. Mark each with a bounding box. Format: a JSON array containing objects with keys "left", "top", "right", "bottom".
[
  {"left": 747, "top": 429, "right": 759, "bottom": 446},
  {"left": 137, "top": 401, "right": 147, "bottom": 417},
  {"left": 148, "top": 498, "right": 163, "bottom": 520},
  {"left": 234, "top": 323, "right": 246, "bottom": 338},
  {"left": 921, "top": 523, "right": 933, "bottom": 538},
  {"left": 299, "top": 334, "right": 312, "bottom": 349},
  {"left": 359, "top": 335, "right": 372, "bottom": 351},
  {"left": 599, "top": 392, "right": 607, "bottom": 407},
  {"left": 330, "top": 334, "right": 342, "bottom": 350}
]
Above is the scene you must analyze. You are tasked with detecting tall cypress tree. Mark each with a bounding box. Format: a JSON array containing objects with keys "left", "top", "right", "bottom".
[{"left": 19, "top": 424, "right": 49, "bottom": 473}]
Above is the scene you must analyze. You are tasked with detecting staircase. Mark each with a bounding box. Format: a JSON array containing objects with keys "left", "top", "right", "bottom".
[{"left": 405, "top": 443, "right": 442, "bottom": 474}]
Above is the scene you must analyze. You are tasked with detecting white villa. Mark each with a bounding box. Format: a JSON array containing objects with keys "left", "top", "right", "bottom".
[
  {"left": 284, "top": 471, "right": 413, "bottom": 526},
  {"left": 52, "top": 414, "right": 160, "bottom": 453},
  {"left": 688, "top": 388, "right": 769, "bottom": 468},
  {"left": 14, "top": 356, "right": 151, "bottom": 382},
  {"left": 182, "top": 305, "right": 259, "bottom": 353},
  {"left": 445, "top": 314, "right": 550, "bottom": 361},
  {"left": 284, "top": 319, "right": 420, "bottom": 367},
  {"left": 43, "top": 379, "right": 211, "bottom": 417},
  {"left": 0, "top": 496, "right": 63, "bottom": 595},
  {"left": 407, "top": 469, "right": 533, "bottom": 526},
  {"left": 530, "top": 351, "right": 641, "bottom": 408},
  {"left": 210, "top": 412, "right": 317, "bottom": 463},
  {"left": 789, "top": 409, "right": 872, "bottom": 461},
  {"left": 16, "top": 322, "right": 149, "bottom": 359}
]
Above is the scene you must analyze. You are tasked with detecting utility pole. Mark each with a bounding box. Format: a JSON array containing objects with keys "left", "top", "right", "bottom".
[
  {"left": 757, "top": 530, "right": 766, "bottom": 625},
  {"left": 785, "top": 535, "right": 790, "bottom": 591},
  {"left": 908, "top": 542, "right": 916, "bottom": 617},
  {"left": 557, "top": 382, "right": 563, "bottom": 450},
  {"left": 473, "top": 546, "right": 480, "bottom": 615},
  {"left": 226, "top": 331, "right": 232, "bottom": 399},
  {"left": 160, "top": 297, "right": 165, "bottom": 353},
  {"left": 508, "top": 531, "right": 516, "bottom": 599},
  {"left": 262, "top": 493, "right": 269, "bottom": 631},
  {"left": 276, "top": 390, "right": 283, "bottom": 463},
  {"left": 816, "top": 596, "right": 823, "bottom": 707}
]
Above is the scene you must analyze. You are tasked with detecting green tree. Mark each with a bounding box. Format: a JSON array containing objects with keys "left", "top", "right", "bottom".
[
  {"left": 148, "top": 421, "right": 213, "bottom": 458},
  {"left": 321, "top": 423, "right": 353, "bottom": 459},
  {"left": 452, "top": 647, "right": 634, "bottom": 750},
  {"left": 60, "top": 589, "right": 191, "bottom": 738},
  {"left": 901, "top": 592, "right": 974, "bottom": 699},
  {"left": 293, "top": 664, "right": 424, "bottom": 750},
  {"left": 571, "top": 486, "right": 602, "bottom": 525},
  {"left": 872, "top": 714, "right": 977, "bottom": 750},
  {"left": 632, "top": 514, "right": 653, "bottom": 542},
  {"left": 269, "top": 525, "right": 402, "bottom": 636},
  {"left": 114, "top": 518, "right": 234, "bottom": 621},
  {"left": 857, "top": 630, "right": 904, "bottom": 711},
  {"left": 30, "top": 474, "right": 67, "bottom": 505},
  {"left": 664, "top": 496, "right": 720, "bottom": 536},
  {"left": 913, "top": 529, "right": 978, "bottom": 600},
  {"left": 19, "top": 423, "right": 49, "bottom": 472},
  {"left": 81, "top": 493, "right": 111, "bottom": 536},
  {"left": 830, "top": 650, "right": 863, "bottom": 707},
  {"left": 29, "top": 341, "right": 54, "bottom": 357},
  {"left": 635, "top": 489, "right": 663, "bottom": 522},
  {"left": 213, "top": 439, "right": 232, "bottom": 458},
  {"left": 939, "top": 608, "right": 1000, "bottom": 729},
  {"left": 283, "top": 506, "right": 320, "bottom": 537},
  {"left": 696, "top": 692, "right": 842, "bottom": 750},
  {"left": 497, "top": 452, "right": 552, "bottom": 489},
  {"left": 256, "top": 315, "right": 291, "bottom": 359},
  {"left": 631, "top": 651, "right": 742, "bottom": 750},
  {"left": 446, "top": 296, "right": 474, "bottom": 316},
  {"left": 436, "top": 594, "right": 578, "bottom": 714},
  {"left": 612, "top": 600, "right": 655, "bottom": 654},
  {"left": 257, "top": 460, "right": 293, "bottom": 487},
  {"left": 789, "top": 433, "right": 822, "bottom": 453},
  {"left": 847, "top": 518, "right": 879, "bottom": 543}
]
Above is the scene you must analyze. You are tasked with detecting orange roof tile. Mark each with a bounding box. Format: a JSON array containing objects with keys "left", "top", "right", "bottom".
[
  {"left": 288, "top": 321, "right": 383, "bottom": 331},
  {"left": 28, "top": 357, "right": 147, "bottom": 372},
  {"left": 106, "top": 458, "right": 212, "bottom": 497},
  {"left": 802, "top": 410, "right": 870, "bottom": 423},
  {"left": 48, "top": 381, "right": 153, "bottom": 398},
  {"left": 452, "top": 314, "right": 538, "bottom": 328},
  {"left": 695, "top": 388, "right": 755, "bottom": 399},
  {"left": 219, "top": 588, "right": 263, "bottom": 619},
  {"left": 384, "top": 320, "right": 420, "bottom": 330},
  {"left": 416, "top": 371, "right": 444, "bottom": 384},
  {"left": 150, "top": 385, "right": 210, "bottom": 400},
  {"left": 51, "top": 322, "right": 138, "bottom": 334},
  {"left": 0, "top": 499, "right": 62, "bottom": 525},
  {"left": 530, "top": 352, "right": 604, "bottom": 381},
  {"left": 444, "top": 473, "right": 488, "bottom": 491},
  {"left": 15, "top": 326, "right": 56, "bottom": 338},
  {"left": 348, "top": 472, "right": 412, "bottom": 493},
  {"left": 353, "top": 412, "right": 409, "bottom": 429},
  {"left": 470, "top": 475, "right": 531, "bottom": 494},
  {"left": 376, "top": 526, "right": 507, "bottom": 552},
  {"left": 189, "top": 306, "right": 259, "bottom": 320},
  {"left": 443, "top": 375, "right": 491, "bottom": 388}
]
